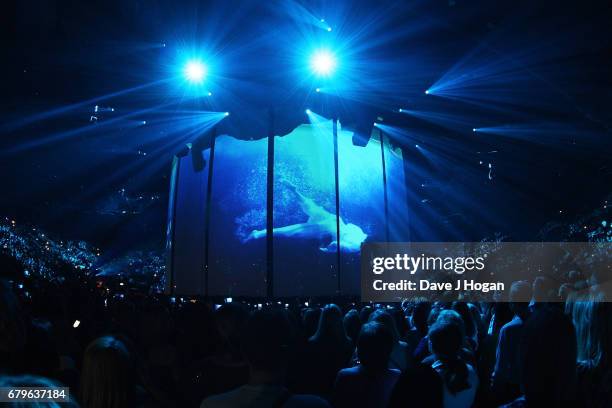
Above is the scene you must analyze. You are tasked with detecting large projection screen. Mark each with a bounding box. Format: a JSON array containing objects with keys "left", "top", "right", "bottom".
[
  {"left": 166, "top": 119, "right": 408, "bottom": 297},
  {"left": 208, "top": 135, "right": 268, "bottom": 297},
  {"left": 273, "top": 122, "right": 338, "bottom": 297}
]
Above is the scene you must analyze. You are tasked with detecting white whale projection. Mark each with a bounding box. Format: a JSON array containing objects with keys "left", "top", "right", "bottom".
[{"left": 242, "top": 182, "right": 367, "bottom": 252}]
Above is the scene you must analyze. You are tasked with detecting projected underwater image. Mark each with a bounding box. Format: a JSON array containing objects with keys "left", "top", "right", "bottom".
[
  {"left": 169, "top": 118, "right": 407, "bottom": 297},
  {"left": 209, "top": 135, "right": 268, "bottom": 296}
]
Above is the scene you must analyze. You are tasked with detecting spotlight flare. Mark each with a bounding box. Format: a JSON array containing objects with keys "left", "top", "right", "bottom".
[
  {"left": 310, "top": 50, "right": 337, "bottom": 77},
  {"left": 184, "top": 60, "right": 207, "bottom": 84}
]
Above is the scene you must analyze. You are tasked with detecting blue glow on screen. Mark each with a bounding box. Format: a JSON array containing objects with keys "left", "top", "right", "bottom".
[
  {"left": 338, "top": 124, "right": 386, "bottom": 294},
  {"left": 171, "top": 119, "right": 406, "bottom": 297},
  {"left": 209, "top": 135, "right": 268, "bottom": 297},
  {"left": 272, "top": 121, "right": 338, "bottom": 296}
]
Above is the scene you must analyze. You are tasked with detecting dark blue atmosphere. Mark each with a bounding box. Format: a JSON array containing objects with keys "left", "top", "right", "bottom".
[
  {"left": 1, "top": 4, "right": 611, "bottom": 408},
  {"left": 1, "top": 0, "right": 611, "bottom": 287}
]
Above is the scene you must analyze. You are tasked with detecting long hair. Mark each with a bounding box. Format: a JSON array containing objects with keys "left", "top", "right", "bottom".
[
  {"left": 570, "top": 292, "right": 610, "bottom": 369},
  {"left": 452, "top": 302, "right": 476, "bottom": 340},
  {"left": 79, "top": 336, "right": 135, "bottom": 408},
  {"left": 342, "top": 308, "right": 362, "bottom": 343},
  {"left": 368, "top": 309, "right": 400, "bottom": 344},
  {"left": 310, "top": 304, "right": 349, "bottom": 345},
  {"left": 411, "top": 301, "right": 431, "bottom": 337},
  {"left": 428, "top": 320, "right": 470, "bottom": 395}
]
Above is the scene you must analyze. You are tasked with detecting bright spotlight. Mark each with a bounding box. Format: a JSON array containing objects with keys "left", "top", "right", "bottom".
[
  {"left": 424, "top": 90, "right": 430, "bottom": 95},
  {"left": 398, "top": 108, "right": 403, "bottom": 113},
  {"left": 184, "top": 60, "right": 207, "bottom": 84},
  {"left": 310, "top": 49, "right": 337, "bottom": 77},
  {"left": 305, "top": 109, "right": 311, "bottom": 114},
  {"left": 327, "top": 27, "right": 332, "bottom": 32},
  {"left": 315, "top": 88, "right": 321, "bottom": 93},
  {"left": 472, "top": 128, "right": 477, "bottom": 132},
  {"left": 415, "top": 144, "right": 420, "bottom": 148},
  {"left": 224, "top": 112, "right": 230, "bottom": 116}
]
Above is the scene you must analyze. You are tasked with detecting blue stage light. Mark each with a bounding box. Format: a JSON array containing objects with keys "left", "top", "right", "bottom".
[
  {"left": 225, "top": 112, "right": 230, "bottom": 116},
  {"left": 424, "top": 90, "right": 430, "bottom": 95},
  {"left": 315, "top": 88, "right": 321, "bottom": 93},
  {"left": 305, "top": 109, "right": 312, "bottom": 114},
  {"left": 184, "top": 60, "right": 207, "bottom": 84},
  {"left": 310, "top": 49, "right": 337, "bottom": 77},
  {"left": 472, "top": 128, "right": 477, "bottom": 132},
  {"left": 327, "top": 27, "right": 332, "bottom": 32}
]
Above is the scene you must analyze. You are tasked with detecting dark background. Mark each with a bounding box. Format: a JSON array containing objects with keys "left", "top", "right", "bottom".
[{"left": 1, "top": 0, "right": 611, "bottom": 264}]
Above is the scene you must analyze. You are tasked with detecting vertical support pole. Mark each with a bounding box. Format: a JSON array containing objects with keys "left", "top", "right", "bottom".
[
  {"left": 167, "top": 156, "right": 180, "bottom": 295},
  {"left": 380, "top": 129, "right": 390, "bottom": 242},
  {"left": 333, "top": 117, "right": 341, "bottom": 295},
  {"left": 203, "top": 126, "right": 217, "bottom": 297},
  {"left": 401, "top": 147, "right": 411, "bottom": 242},
  {"left": 266, "top": 109, "right": 275, "bottom": 298}
]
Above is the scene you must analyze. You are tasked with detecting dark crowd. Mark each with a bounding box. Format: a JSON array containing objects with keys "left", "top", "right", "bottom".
[{"left": 0, "top": 252, "right": 610, "bottom": 408}]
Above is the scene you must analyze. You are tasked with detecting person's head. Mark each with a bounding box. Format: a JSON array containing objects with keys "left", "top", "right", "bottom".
[
  {"left": 558, "top": 283, "right": 575, "bottom": 302},
  {"left": 427, "top": 307, "right": 441, "bottom": 327},
  {"left": 532, "top": 276, "right": 555, "bottom": 303},
  {"left": 242, "top": 309, "right": 294, "bottom": 377},
  {"left": 359, "top": 305, "right": 374, "bottom": 322},
  {"left": 357, "top": 322, "right": 393, "bottom": 372},
  {"left": 0, "top": 375, "right": 79, "bottom": 407},
  {"left": 509, "top": 280, "right": 531, "bottom": 319},
  {"left": 429, "top": 319, "right": 463, "bottom": 361},
  {"left": 451, "top": 302, "right": 476, "bottom": 339},
  {"left": 467, "top": 303, "right": 484, "bottom": 337},
  {"left": 428, "top": 319, "right": 471, "bottom": 394},
  {"left": 520, "top": 308, "right": 577, "bottom": 407},
  {"left": 492, "top": 302, "right": 513, "bottom": 334},
  {"left": 368, "top": 309, "right": 400, "bottom": 343},
  {"left": 571, "top": 293, "right": 610, "bottom": 368},
  {"left": 411, "top": 301, "right": 431, "bottom": 336},
  {"left": 343, "top": 309, "right": 361, "bottom": 343},
  {"left": 311, "top": 304, "right": 347, "bottom": 343},
  {"left": 80, "top": 336, "right": 135, "bottom": 408},
  {"left": 436, "top": 310, "right": 465, "bottom": 338},
  {"left": 215, "top": 302, "right": 249, "bottom": 351},
  {"left": 301, "top": 307, "right": 321, "bottom": 339},
  {"left": 388, "top": 306, "right": 410, "bottom": 339}
]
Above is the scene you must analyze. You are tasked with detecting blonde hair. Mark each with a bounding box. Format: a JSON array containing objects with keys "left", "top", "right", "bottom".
[{"left": 569, "top": 292, "right": 610, "bottom": 368}]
